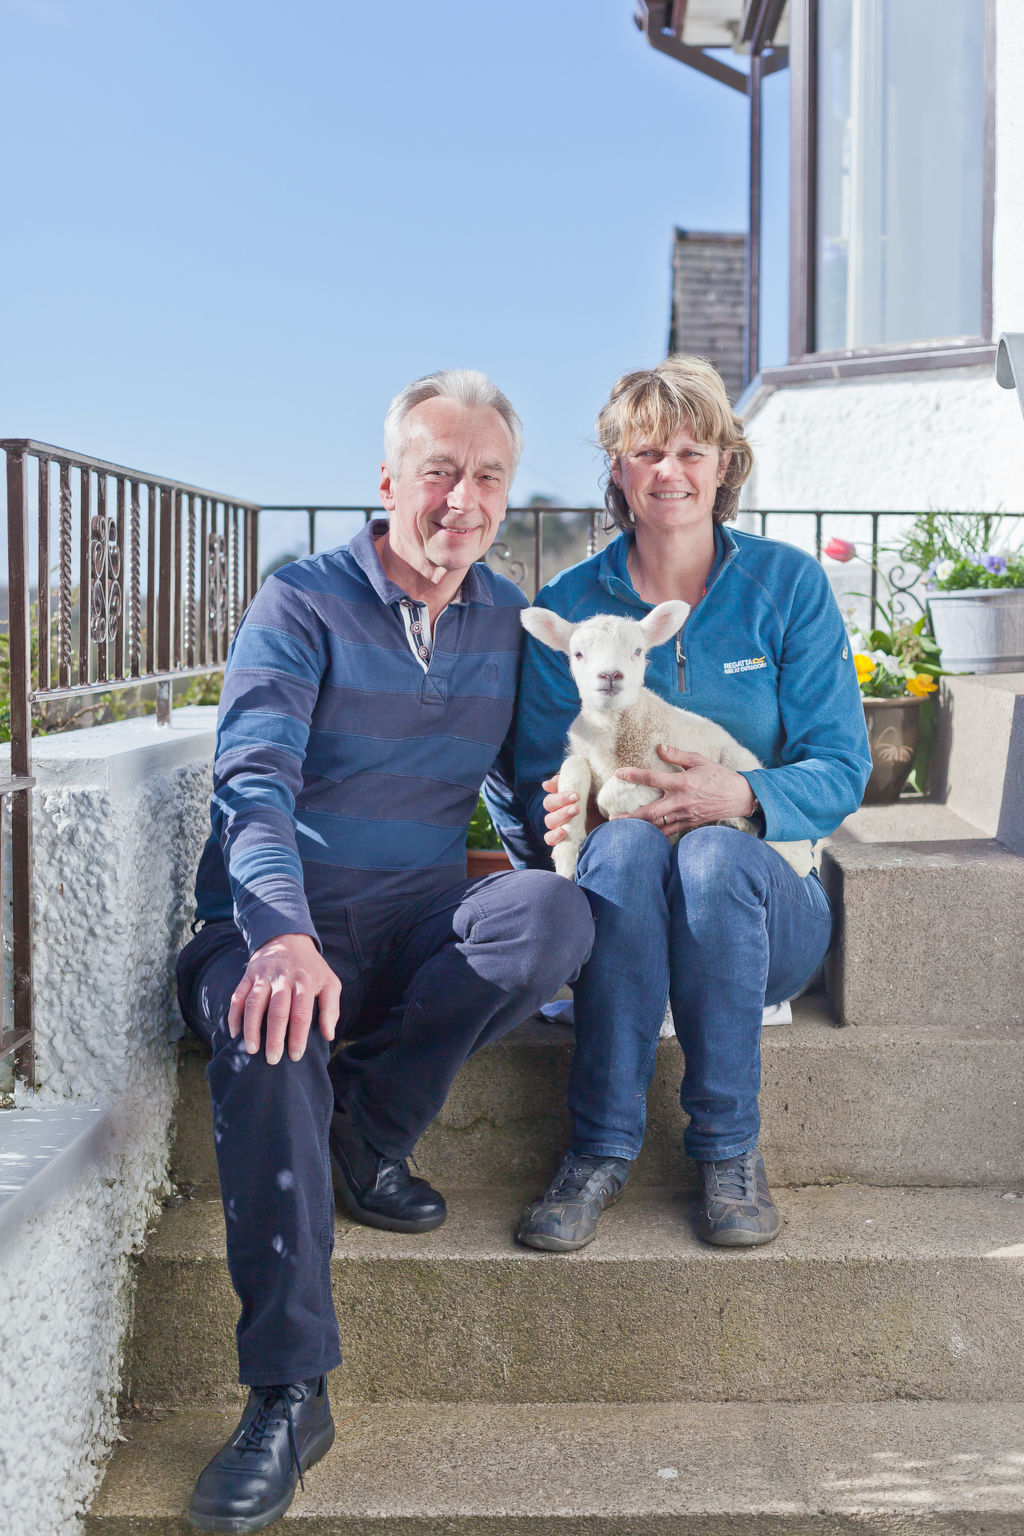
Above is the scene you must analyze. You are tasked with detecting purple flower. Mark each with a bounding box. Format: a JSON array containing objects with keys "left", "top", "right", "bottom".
[{"left": 981, "top": 553, "right": 1007, "bottom": 575}]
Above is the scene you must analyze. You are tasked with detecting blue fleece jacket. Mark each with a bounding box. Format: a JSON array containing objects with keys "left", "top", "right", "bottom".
[{"left": 514, "top": 524, "right": 871, "bottom": 850}]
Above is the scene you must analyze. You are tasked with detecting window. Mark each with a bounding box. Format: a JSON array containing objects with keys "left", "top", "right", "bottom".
[{"left": 813, "top": 0, "right": 986, "bottom": 353}]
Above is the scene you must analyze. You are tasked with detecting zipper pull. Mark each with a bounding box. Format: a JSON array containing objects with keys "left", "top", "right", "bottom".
[{"left": 675, "top": 634, "right": 686, "bottom": 690}]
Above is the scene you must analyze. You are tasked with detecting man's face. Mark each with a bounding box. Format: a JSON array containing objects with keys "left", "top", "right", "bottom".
[{"left": 380, "top": 398, "right": 514, "bottom": 579}]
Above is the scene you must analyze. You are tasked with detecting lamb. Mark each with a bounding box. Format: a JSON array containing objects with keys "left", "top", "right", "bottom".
[{"left": 520, "top": 601, "right": 815, "bottom": 881}]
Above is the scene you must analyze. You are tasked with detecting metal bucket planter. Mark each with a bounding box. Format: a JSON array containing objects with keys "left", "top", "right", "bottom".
[
  {"left": 927, "top": 589, "right": 1024, "bottom": 673},
  {"left": 862, "top": 696, "right": 924, "bottom": 803}
]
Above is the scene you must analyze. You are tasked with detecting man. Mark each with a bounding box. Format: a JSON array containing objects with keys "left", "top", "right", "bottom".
[{"left": 176, "top": 369, "right": 593, "bottom": 1533}]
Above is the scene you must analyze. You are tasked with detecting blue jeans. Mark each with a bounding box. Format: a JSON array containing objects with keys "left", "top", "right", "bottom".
[{"left": 570, "top": 820, "right": 834, "bottom": 1164}]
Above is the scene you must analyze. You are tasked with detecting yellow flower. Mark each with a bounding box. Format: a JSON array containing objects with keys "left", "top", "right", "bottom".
[
  {"left": 854, "top": 654, "right": 876, "bottom": 683},
  {"left": 906, "top": 674, "right": 937, "bottom": 697}
]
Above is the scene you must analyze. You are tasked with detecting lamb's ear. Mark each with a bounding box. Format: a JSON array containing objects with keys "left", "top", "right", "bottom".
[
  {"left": 521, "top": 607, "right": 575, "bottom": 653},
  {"left": 639, "top": 600, "right": 690, "bottom": 649}
]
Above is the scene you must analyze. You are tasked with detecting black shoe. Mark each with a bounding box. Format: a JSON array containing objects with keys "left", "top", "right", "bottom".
[
  {"left": 329, "top": 1107, "right": 447, "bottom": 1233},
  {"left": 187, "top": 1376, "right": 334, "bottom": 1533},
  {"left": 696, "top": 1147, "right": 781, "bottom": 1247},
  {"left": 515, "top": 1151, "right": 631, "bottom": 1251}
]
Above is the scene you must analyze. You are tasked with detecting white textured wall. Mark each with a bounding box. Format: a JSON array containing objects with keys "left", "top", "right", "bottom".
[
  {"left": 0, "top": 708, "right": 215, "bottom": 1536},
  {"left": 743, "top": 369, "right": 1024, "bottom": 514},
  {"left": 744, "top": 0, "right": 1024, "bottom": 516}
]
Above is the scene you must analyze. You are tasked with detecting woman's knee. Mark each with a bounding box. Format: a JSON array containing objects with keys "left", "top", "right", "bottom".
[
  {"left": 673, "top": 825, "right": 765, "bottom": 898},
  {"left": 576, "top": 816, "right": 671, "bottom": 888}
]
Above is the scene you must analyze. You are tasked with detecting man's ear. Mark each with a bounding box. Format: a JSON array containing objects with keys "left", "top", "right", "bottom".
[
  {"left": 521, "top": 607, "right": 576, "bottom": 653},
  {"left": 379, "top": 462, "right": 396, "bottom": 512},
  {"left": 639, "top": 600, "right": 690, "bottom": 649}
]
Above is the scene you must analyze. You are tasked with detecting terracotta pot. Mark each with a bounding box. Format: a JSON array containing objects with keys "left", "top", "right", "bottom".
[
  {"left": 927, "top": 589, "right": 1024, "bottom": 673},
  {"left": 465, "top": 847, "right": 512, "bottom": 881},
  {"left": 861, "top": 696, "right": 924, "bottom": 803}
]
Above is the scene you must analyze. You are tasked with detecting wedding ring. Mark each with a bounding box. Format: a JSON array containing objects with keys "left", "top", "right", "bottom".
[{"left": 661, "top": 814, "right": 668, "bottom": 827}]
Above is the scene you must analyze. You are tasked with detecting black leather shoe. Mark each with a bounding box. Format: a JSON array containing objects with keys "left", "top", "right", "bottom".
[
  {"left": 187, "top": 1376, "right": 334, "bottom": 1532},
  {"left": 516, "top": 1151, "right": 631, "bottom": 1251},
  {"left": 329, "top": 1108, "right": 447, "bottom": 1232}
]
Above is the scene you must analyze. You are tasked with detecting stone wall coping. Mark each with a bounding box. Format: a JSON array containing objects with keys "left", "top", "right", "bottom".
[
  {"left": 0, "top": 1102, "right": 113, "bottom": 1243},
  {"left": 0, "top": 705, "right": 217, "bottom": 790}
]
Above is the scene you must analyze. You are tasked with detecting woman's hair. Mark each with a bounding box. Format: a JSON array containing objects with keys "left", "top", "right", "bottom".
[
  {"left": 596, "top": 355, "right": 754, "bottom": 531},
  {"left": 383, "top": 369, "right": 523, "bottom": 478}
]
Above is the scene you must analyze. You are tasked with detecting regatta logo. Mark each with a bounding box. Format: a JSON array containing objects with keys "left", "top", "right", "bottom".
[{"left": 723, "top": 656, "right": 767, "bottom": 674}]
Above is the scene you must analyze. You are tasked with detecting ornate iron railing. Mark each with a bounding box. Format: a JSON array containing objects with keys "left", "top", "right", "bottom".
[{"left": 1, "top": 439, "right": 260, "bottom": 1086}]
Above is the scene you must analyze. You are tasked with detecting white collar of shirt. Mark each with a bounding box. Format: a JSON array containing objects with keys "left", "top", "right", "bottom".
[{"left": 399, "top": 591, "right": 463, "bottom": 671}]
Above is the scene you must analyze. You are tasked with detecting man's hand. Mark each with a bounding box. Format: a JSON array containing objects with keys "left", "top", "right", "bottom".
[
  {"left": 228, "top": 933, "right": 342, "bottom": 1065},
  {"left": 614, "top": 746, "right": 757, "bottom": 837},
  {"left": 541, "top": 774, "right": 603, "bottom": 848}
]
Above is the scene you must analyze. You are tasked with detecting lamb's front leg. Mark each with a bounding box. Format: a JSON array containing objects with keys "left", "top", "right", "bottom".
[
  {"left": 552, "top": 753, "right": 592, "bottom": 880},
  {"left": 595, "top": 774, "right": 662, "bottom": 822}
]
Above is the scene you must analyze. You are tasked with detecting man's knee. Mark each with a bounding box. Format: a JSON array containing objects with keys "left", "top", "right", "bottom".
[{"left": 460, "top": 869, "right": 594, "bottom": 986}]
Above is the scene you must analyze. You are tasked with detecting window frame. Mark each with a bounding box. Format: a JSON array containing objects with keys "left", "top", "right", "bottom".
[{"left": 780, "top": 0, "right": 996, "bottom": 378}]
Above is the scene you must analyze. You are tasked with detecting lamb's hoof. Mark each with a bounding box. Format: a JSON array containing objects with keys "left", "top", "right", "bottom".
[{"left": 552, "top": 846, "right": 579, "bottom": 881}]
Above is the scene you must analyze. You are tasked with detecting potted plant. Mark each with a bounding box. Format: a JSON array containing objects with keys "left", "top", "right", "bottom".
[
  {"left": 465, "top": 794, "right": 513, "bottom": 880},
  {"left": 902, "top": 512, "right": 1024, "bottom": 674},
  {"left": 825, "top": 538, "right": 941, "bottom": 802}
]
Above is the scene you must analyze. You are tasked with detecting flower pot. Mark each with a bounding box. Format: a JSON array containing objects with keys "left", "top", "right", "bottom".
[
  {"left": 465, "top": 847, "right": 512, "bottom": 881},
  {"left": 861, "top": 696, "right": 924, "bottom": 803},
  {"left": 927, "top": 589, "right": 1024, "bottom": 673}
]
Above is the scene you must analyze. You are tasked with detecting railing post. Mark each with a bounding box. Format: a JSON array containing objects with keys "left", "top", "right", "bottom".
[{"left": 5, "top": 446, "right": 36, "bottom": 1085}]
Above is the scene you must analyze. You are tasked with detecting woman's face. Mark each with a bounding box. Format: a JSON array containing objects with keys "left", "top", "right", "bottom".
[{"left": 610, "top": 423, "right": 728, "bottom": 536}]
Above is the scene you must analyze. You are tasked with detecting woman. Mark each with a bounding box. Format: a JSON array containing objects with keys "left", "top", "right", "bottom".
[{"left": 513, "top": 356, "right": 871, "bottom": 1251}]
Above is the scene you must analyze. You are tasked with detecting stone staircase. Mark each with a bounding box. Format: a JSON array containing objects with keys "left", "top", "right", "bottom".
[{"left": 86, "top": 675, "right": 1024, "bottom": 1532}]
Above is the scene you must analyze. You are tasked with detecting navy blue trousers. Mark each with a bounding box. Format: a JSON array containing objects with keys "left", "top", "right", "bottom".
[{"left": 176, "top": 869, "right": 594, "bottom": 1385}]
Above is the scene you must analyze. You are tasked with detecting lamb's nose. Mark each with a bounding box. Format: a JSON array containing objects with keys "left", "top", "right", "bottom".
[{"left": 598, "top": 670, "right": 623, "bottom": 683}]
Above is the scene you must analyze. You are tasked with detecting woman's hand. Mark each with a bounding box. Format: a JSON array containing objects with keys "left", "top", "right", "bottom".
[
  {"left": 541, "top": 775, "right": 603, "bottom": 848},
  {"left": 613, "top": 745, "right": 757, "bottom": 837}
]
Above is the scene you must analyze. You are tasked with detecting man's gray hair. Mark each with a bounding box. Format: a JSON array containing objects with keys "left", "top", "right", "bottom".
[{"left": 383, "top": 369, "right": 523, "bottom": 478}]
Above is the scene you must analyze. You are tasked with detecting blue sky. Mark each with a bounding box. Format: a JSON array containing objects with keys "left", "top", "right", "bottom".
[{"left": 1, "top": 0, "right": 753, "bottom": 537}]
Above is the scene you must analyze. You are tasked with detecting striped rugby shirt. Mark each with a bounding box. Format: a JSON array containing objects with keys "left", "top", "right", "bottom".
[{"left": 193, "top": 519, "right": 528, "bottom": 955}]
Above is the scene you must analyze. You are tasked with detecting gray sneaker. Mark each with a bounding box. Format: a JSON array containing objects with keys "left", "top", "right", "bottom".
[
  {"left": 696, "top": 1148, "right": 781, "bottom": 1247},
  {"left": 516, "top": 1152, "right": 630, "bottom": 1252}
]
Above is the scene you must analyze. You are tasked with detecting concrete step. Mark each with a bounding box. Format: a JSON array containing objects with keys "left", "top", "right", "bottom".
[
  {"left": 126, "top": 1182, "right": 1024, "bottom": 1408},
  {"left": 87, "top": 1399, "right": 1024, "bottom": 1532},
  {"left": 821, "top": 800, "right": 1024, "bottom": 1027},
  {"left": 171, "top": 1002, "right": 1024, "bottom": 1192},
  {"left": 932, "top": 671, "right": 1024, "bottom": 853}
]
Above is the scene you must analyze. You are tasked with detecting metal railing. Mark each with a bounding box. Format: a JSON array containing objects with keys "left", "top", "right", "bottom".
[
  {"left": 2, "top": 439, "right": 261, "bottom": 1086},
  {"left": 262, "top": 504, "right": 1024, "bottom": 614},
  {"left": 257, "top": 504, "right": 613, "bottom": 597}
]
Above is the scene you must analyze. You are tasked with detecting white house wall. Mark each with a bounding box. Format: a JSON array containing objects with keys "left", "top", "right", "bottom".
[
  {"left": 743, "top": 0, "right": 1024, "bottom": 517},
  {"left": 743, "top": 369, "right": 1024, "bottom": 513}
]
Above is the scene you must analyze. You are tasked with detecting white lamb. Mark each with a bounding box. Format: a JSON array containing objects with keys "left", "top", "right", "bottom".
[{"left": 521, "top": 601, "right": 814, "bottom": 881}]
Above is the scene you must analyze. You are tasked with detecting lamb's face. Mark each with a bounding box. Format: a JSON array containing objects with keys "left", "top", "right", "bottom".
[
  {"left": 519, "top": 601, "right": 690, "bottom": 713},
  {"left": 566, "top": 616, "right": 649, "bottom": 712}
]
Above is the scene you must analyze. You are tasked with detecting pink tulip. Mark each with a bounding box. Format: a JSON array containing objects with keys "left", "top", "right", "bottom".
[{"left": 824, "top": 537, "right": 856, "bottom": 563}]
